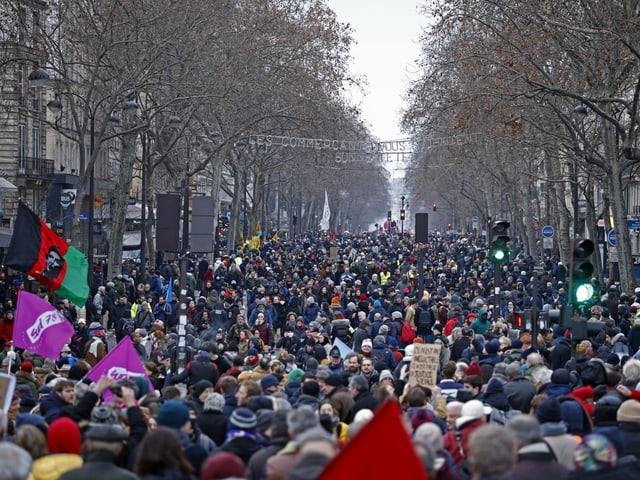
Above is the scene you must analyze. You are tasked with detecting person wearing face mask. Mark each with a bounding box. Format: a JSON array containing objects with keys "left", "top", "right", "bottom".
[{"left": 276, "top": 324, "right": 299, "bottom": 352}]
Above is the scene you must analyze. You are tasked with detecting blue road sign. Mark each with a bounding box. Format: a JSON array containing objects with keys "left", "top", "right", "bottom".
[
  {"left": 608, "top": 229, "right": 616, "bottom": 247},
  {"left": 79, "top": 213, "right": 89, "bottom": 220},
  {"left": 629, "top": 219, "right": 640, "bottom": 229},
  {"left": 542, "top": 225, "right": 554, "bottom": 238}
]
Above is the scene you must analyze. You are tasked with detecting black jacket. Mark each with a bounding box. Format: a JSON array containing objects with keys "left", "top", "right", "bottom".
[
  {"left": 197, "top": 410, "right": 228, "bottom": 446},
  {"left": 348, "top": 390, "right": 380, "bottom": 423},
  {"left": 171, "top": 356, "right": 219, "bottom": 387}
]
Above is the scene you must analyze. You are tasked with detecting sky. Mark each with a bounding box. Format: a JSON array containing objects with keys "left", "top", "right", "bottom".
[{"left": 328, "top": 1, "right": 426, "bottom": 141}]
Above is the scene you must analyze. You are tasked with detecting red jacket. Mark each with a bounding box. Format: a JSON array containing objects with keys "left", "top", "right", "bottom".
[{"left": 443, "top": 418, "right": 485, "bottom": 466}]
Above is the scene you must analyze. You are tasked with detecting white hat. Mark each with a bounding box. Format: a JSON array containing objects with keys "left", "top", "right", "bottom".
[
  {"left": 456, "top": 400, "right": 492, "bottom": 428},
  {"left": 404, "top": 344, "right": 414, "bottom": 360},
  {"left": 361, "top": 338, "right": 372, "bottom": 348}
]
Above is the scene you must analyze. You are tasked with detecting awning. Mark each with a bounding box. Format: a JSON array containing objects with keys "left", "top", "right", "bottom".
[{"left": 0, "top": 177, "right": 17, "bottom": 191}]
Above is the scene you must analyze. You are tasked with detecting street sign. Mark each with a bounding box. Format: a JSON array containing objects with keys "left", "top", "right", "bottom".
[
  {"left": 542, "top": 225, "right": 554, "bottom": 238},
  {"left": 597, "top": 219, "right": 605, "bottom": 227},
  {"left": 629, "top": 219, "right": 640, "bottom": 229},
  {"left": 60, "top": 189, "right": 76, "bottom": 209},
  {"left": 79, "top": 213, "right": 89, "bottom": 220},
  {"left": 608, "top": 229, "right": 616, "bottom": 247},
  {"left": 471, "top": 215, "right": 479, "bottom": 229},
  {"left": 543, "top": 237, "right": 553, "bottom": 249}
]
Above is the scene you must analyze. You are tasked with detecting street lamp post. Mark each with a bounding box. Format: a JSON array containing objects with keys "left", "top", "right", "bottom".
[
  {"left": 400, "top": 195, "right": 406, "bottom": 235},
  {"left": 572, "top": 105, "right": 588, "bottom": 238}
]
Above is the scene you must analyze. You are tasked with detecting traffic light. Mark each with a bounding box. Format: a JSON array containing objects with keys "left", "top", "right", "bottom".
[
  {"left": 433, "top": 203, "right": 437, "bottom": 212},
  {"left": 489, "top": 220, "right": 510, "bottom": 263},
  {"left": 400, "top": 209, "right": 406, "bottom": 221},
  {"left": 571, "top": 239, "right": 595, "bottom": 306}
]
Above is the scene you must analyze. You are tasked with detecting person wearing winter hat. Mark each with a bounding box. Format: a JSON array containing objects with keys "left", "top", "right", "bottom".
[
  {"left": 197, "top": 393, "right": 228, "bottom": 446},
  {"left": 221, "top": 407, "right": 262, "bottom": 464},
  {"left": 479, "top": 339, "right": 502, "bottom": 366},
  {"left": 185, "top": 379, "right": 214, "bottom": 416},
  {"left": 535, "top": 396, "right": 580, "bottom": 471},
  {"left": 171, "top": 349, "right": 220, "bottom": 391},
  {"left": 260, "top": 374, "right": 281, "bottom": 395},
  {"left": 200, "top": 451, "right": 246, "bottom": 480},
  {"left": 155, "top": 400, "right": 208, "bottom": 475},
  {"left": 617, "top": 399, "right": 640, "bottom": 458},
  {"left": 569, "top": 434, "right": 621, "bottom": 477},
  {"left": 319, "top": 373, "right": 353, "bottom": 424},
  {"left": 59, "top": 423, "right": 137, "bottom": 480},
  {"left": 15, "top": 361, "right": 38, "bottom": 400},
  {"left": 37, "top": 417, "right": 83, "bottom": 479}
]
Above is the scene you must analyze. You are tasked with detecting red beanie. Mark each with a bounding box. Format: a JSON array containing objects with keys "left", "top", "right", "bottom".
[
  {"left": 200, "top": 452, "right": 246, "bottom": 480},
  {"left": 466, "top": 361, "right": 482, "bottom": 377},
  {"left": 48, "top": 417, "right": 82, "bottom": 454},
  {"left": 20, "top": 361, "right": 33, "bottom": 373}
]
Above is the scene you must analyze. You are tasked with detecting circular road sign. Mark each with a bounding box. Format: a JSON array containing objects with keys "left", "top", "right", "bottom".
[
  {"left": 608, "top": 229, "right": 616, "bottom": 247},
  {"left": 542, "top": 225, "right": 554, "bottom": 238}
]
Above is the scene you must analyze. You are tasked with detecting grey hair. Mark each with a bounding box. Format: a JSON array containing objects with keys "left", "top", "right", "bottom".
[
  {"left": 287, "top": 405, "right": 319, "bottom": 436},
  {"left": 349, "top": 375, "right": 369, "bottom": 393},
  {"left": 505, "top": 415, "right": 543, "bottom": 446},
  {"left": 0, "top": 443, "right": 33, "bottom": 480},
  {"left": 623, "top": 359, "right": 640, "bottom": 383},
  {"left": 468, "top": 425, "right": 516, "bottom": 480},
  {"left": 505, "top": 363, "right": 522, "bottom": 378}
]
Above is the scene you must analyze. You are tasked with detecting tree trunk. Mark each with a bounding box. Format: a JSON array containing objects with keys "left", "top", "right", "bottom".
[{"left": 108, "top": 129, "right": 137, "bottom": 278}]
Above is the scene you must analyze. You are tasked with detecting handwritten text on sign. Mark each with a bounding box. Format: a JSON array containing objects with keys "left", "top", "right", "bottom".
[{"left": 408, "top": 343, "right": 441, "bottom": 387}]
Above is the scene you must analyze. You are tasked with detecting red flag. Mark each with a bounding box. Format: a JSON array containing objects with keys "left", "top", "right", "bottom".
[
  {"left": 319, "top": 401, "right": 428, "bottom": 479},
  {"left": 5, "top": 202, "right": 89, "bottom": 305}
]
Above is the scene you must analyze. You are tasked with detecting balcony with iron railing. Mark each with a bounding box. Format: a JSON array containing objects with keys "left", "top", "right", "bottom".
[{"left": 17, "top": 157, "right": 54, "bottom": 179}]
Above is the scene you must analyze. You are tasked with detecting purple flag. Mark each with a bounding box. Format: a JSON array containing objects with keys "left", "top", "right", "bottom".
[
  {"left": 14, "top": 290, "right": 74, "bottom": 360},
  {"left": 85, "top": 336, "right": 153, "bottom": 399}
]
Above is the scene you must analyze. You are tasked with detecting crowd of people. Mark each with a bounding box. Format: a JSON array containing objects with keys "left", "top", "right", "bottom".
[{"left": 0, "top": 230, "right": 640, "bottom": 479}]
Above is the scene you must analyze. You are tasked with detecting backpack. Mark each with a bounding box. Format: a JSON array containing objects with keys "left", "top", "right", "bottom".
[
  {"left": 400, "top": 321, "right": 416, "bottom": 344},
  {"left": 489, "top": 407, "right": 521, "bottom": 425},
  {"left": 123, "top": 318, "right": 136, "bottom": 337},
  {"left": 416, "top": 309, "right": 433, "bottom": 334}
]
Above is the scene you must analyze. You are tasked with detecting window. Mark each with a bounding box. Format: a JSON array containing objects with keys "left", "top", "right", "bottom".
[
  {"left": 32, "top": 126, "right": 40, "bottom": 160},
  {"left": 18, "top": 124, "right": 26, "bottom": 171}
]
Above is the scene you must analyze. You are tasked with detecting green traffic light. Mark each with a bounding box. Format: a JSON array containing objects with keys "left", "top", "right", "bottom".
[
  {"left": 574, "top": 283, "right": 594, "bottom": 304},
  {"left": 493, "top": 250, "right": 506, "bottom": 261}
]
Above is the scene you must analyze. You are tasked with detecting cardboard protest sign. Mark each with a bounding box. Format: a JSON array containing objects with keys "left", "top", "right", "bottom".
[{"left": 408, "top": 343, "right": 441, "bottom": 387}]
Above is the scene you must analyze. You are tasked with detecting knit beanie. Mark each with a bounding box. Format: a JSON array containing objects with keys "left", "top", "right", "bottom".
[
  {"left": 203, "top": 392, "right": 226, "bottom": 413},
  {"left": 617, "top": 399, "right": 640, "bottom": 423},
  {"left": 20, "top": 361, "right": 33, "bottom": 373},
  {"left": 192, "top": 379, "right": 214, "bottom": 399},
  {"left": 200, "top": 452, "right": 246, "bottom": 480},
  {"left": 156, "top": 400, "right": 190, "bottom": 429},
  {"left": 535, "top": 396, "right": 562, "bottom": 424},
  {"left": 48, "top": 417, "right": 82, "bottom": 454},
  {"left": 229, "top": 407, "right": 257, "bottom": 431},
  {"left": 287, "top": 368, "right": 305, "bottom": 384}
]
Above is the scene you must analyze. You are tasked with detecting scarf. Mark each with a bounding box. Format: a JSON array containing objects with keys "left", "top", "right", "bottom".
[{"left": 225, "top": 428, "right": 257, "bottom": 442}]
